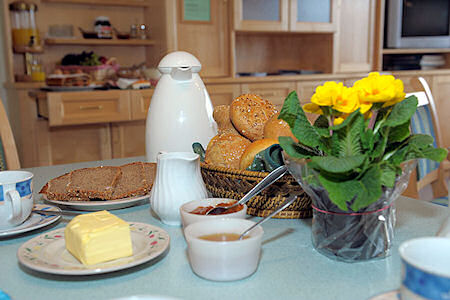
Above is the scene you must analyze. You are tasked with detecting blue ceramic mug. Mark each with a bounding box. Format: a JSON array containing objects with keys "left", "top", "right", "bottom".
[
  {"left": 0, "top": 171, "right": 33, "bottom": 229},
  {"left": 399, "top": 237, "right": 450, "bottom": 300}
]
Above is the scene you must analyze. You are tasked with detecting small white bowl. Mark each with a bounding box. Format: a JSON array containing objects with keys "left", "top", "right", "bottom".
[
  {"left": 184, "top": 218, "right": 263, "bottom": 281},
  {"left": 179, "top": 198, "right": 247, "bottom": 228}
]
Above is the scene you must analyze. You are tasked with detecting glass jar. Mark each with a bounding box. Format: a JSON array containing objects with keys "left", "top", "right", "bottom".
[
  {"left": 9, "top": 2, "right": 41, "bottom": 50},
  {"left": 30, "top": 57, "right": 45, "bottom": 82},
  {"left": 94, "top": 16, "right": 112, "bottom": 39}
]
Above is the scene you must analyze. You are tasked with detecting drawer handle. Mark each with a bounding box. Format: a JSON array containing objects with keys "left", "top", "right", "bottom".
[{"left": 79, "top": 105, "right": 103, "bottom": 110}]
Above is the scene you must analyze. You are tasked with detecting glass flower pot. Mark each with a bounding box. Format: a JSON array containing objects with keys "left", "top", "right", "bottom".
[{"left": 284, "top": 154, "right": 416, "bottom": 262}]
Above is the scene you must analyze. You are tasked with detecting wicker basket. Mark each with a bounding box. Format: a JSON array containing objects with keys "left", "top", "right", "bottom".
[{"left": 200, "top": 163, "right": 312, "bottom": 219}]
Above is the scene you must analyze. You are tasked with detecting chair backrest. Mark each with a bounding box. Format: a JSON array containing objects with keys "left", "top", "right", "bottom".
[
  {"left": 0, "top": 98, "right": 20, "bottom": 170},
  {"left": 407, "top": 77, "right": 442, "bottom": 182}
]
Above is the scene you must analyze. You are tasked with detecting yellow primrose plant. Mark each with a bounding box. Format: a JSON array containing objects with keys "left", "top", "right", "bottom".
[{"left": 279, "top": 72, "right": 447, "bottom": 211}]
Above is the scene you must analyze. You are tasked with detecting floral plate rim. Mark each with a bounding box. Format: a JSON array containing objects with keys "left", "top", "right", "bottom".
[
  {"left": 0, "top": 204, "right": 61, "bottom": 238},
  {"left": 17, "top": 222, "right": 170, "bottom": 275}
]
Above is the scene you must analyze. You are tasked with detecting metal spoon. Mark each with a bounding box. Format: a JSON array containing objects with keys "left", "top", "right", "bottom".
[
  {"left": 239, "top": 194, "right": 297, "bottom": 240},
  {"left": 205, "top": 165, "right": 288, "bottom": 215}
]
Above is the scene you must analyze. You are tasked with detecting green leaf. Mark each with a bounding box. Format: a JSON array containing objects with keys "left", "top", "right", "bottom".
[
  {"left": 317, "top": 165, "right": 382, "bottom": 211},
  {"left": 337, "top": 114, "right": 363, "bottom": 157},
  {"left": 330, "top": 109, "right": 361, "bottom": 131},
  {"left": 311, "top": 155, "right": 365, "bottom": 173},
  {"left": 350, "top": 165, "right": 382, "bottom": 211},
  {"left": 278, "top": 136, "right": 315, "bottom": 159},
  {"left": 388, "top": 121, "right": 410, "bottom": 143},
  {"left": 279, "top": 91, "right": 323, "bottom": 149},
  {"left": 360, "top": 126, "right": 375, "bottom": 151},
  {"left": 383, "top": 96, "right": 418, "bottom": 127},
  {"left": 370, "top": 130, "right": 388, "bottom": 160},
  {"left": 408, "top": 134, "right": 434, "bottom": 146},
  {"left": 279, "top": 91, "right": 302, "bottom": 128},
  {"left": 318, "top": 174, "right": 360, "bottom": 210},
  {"left": 380, "top": 163, "right": 397, "bottom": 188}
]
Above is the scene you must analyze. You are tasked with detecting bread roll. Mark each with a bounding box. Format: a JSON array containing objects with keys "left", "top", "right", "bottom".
[
  {"left": 205, "top": 133, "right": 251, "bottom": 169},
  {"left": 239, "top": 138, "right": 278, "bottom": 170},
  {"left": 230, "top": 94, "right": 278, "bottom": 141},
  {"left": 213, "top": 105, "right": 239, "bottom": 135},
  {"left": 264, "top": 113, "right": 298, "bottom": 143}
]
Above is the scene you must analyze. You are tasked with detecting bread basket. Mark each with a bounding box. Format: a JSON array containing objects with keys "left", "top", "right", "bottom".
[{"left": 200, "top": 163, "right": 312, "bottom": 219}]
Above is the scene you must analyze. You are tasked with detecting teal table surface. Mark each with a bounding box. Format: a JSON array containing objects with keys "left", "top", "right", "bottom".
[{"left": 0, "top": 157, "right": 448, "bottom": 300}]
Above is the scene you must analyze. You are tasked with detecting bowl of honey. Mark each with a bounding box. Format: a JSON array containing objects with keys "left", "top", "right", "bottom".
[
  {"left": 184, "top": 218, "right": 263, "bottom": 281},
  {"left": 179, "top": 198, "right": 247, "bottom": 228}
]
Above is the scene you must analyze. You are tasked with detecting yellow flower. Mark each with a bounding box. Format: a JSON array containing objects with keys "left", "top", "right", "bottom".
[
  {"left": 303, "top": 103, "right": 323, "bottom": 114},
  {"left": 353, "top": 72, "right": 405, "bottom": 105},
  {"left": 334, "top": 117, "right": 345, "bottom": 125},
  {"left": 332, "top": 86, "right": 359, "bottom": 114},
  {"left": 311, "top": 81, "right": 344, "bottom": 107}
]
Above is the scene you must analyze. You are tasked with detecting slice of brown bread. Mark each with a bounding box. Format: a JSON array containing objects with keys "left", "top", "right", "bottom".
[
  {"left": 111, "top": 162, "right": 147, "bottom": 199},
  {"left": 143, "top": 162, "right": 157, "bottom": 193},
  {"left": 40, "top": 173, "right": 89, "bottom": 201},
  {"left": 67, "top": 166, "right": 122, "bottom": 200}
]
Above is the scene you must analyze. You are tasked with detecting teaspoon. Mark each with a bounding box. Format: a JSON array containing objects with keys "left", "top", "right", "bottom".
[{"left": 239, "top": 194, "right": 297, "bottom": 240}]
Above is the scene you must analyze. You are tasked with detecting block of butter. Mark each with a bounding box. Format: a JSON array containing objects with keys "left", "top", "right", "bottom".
[{"left": 65, "top": 210, "right": 133, "bottom": 265}]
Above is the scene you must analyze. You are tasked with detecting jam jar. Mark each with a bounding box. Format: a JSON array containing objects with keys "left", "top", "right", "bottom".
[{"left": 94, "top": 16, "right": 112, "bottom": 39}]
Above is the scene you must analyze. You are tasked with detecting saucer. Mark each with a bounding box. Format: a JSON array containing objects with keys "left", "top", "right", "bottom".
[
  {"left": 368, "top": 290, "right": 400, "bottom": 300},
  {"left": 0, "top": 204, "right": 61, "bottom": 238}
]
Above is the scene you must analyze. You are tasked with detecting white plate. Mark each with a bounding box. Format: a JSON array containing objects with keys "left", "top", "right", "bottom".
[
  {"left": 43, "top": 194, "right": 149, "bottom": 211},
  {"left": 368, "top": 290, "right": 400, "bottom": 300},
  {"left": 0, "top": 204, "right": 61, "bottom": 238},
  {"left": 17, "top": 222, "right": 170, "bottom": 275}
]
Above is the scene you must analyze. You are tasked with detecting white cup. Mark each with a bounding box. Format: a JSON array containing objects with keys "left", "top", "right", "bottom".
[
  {"left": 399, "top": 237, "right": 450, "bottom": 300},
  {"left": 0, "top": 171, "right": 34, "bottom": 229}
]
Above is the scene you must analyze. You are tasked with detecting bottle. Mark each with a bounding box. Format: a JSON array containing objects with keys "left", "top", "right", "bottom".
[{"left": 94, "top": 16, "right": 112, "bottom": 39}]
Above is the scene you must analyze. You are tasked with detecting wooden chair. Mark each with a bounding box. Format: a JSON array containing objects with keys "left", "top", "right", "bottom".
[
  {"left": 0, "top": 98, "right": 20, "bottom": 170},
  {"left": 402, "top": 77, "right": 448, "bottom": 199}
]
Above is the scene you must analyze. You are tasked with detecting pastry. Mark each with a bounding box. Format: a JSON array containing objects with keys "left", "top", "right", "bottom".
[
  {"left": 263, "top": 113, "right": 298, "bottom": 142},
  {"left": 230, "top": 94, "right": 278, "bottom": 141},
  {"left": 205, "top": 133, "right": 251, "bottom": 169},
  {"left": 239, "top": 138, "right": 279, "bottom": 170},
  {"left": 213, "top": 105, "right": 239, "bottom": 135}
]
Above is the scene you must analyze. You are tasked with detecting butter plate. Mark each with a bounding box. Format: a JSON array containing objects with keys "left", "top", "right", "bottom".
[
  {"left": 43, "top": 194, "right": 149, "bottom": 211},
  {"left": 17, "top": 222, "right": 169, "bottom": 275},
  {"left": 0, "top": 204, "right": 61, "bottom": 238}
]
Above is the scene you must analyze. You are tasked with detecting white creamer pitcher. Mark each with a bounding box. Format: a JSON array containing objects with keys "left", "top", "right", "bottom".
[
  {"left": 150, "top": 152, "right": 208, "bottom": 226},
  {"left": 145, "top": 51, "right": 217, "bottom": 162}
]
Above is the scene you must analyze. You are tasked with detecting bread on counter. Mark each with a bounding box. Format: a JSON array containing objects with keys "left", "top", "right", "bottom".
[
  {"left": 40, "top": 162, "right": 157, "bottom": 201},
  {"left": 230, "top": 94, "right": 278, "bottom": 141}
]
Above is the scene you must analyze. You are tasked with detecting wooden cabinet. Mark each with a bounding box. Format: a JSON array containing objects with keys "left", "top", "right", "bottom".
[
  {"left": 241, "top": 81, "right": 295, "bottom": 108},
  {"left": 289, "top": 0, "right": 336, "bottom": 32},
  {"left": 431, "top": 75, "right": 450, "bottom": 148},
  {"left": 130, "top": 89, "right": 153, "bottom": 120},
  {"left": 111, "top": 121, "right": 146, "bottom": 158},
  {"left": 176, "top": 0, "right": 231, "bottom": 77},
  {"left": 234, "top": 0, "right": 289, "bottom": 31},
  {"left": 234, "top": 0, "right": 336, "bottom": 33},
  {"left": 46, "top": 90, "right": 131, "bottom": 126},
  {"left": 207, "top": 83, "right": 241, "bottom": 106},
  {"left": 335, "top": 0, "right": 376, "bottom": 73}
]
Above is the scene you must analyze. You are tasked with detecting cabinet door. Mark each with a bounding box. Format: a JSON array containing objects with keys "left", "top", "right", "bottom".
[
  {"left": 289, "top": 0, "right": 336, "bottom": 32},
  {"left": 234, "top": 0, "right": 289, "bottom": 31},
  {"left": 111, "top": 121, "right": 146, "bottom": 158},
  {"left": 177, "top": 0, "right": 230, "bottom": 77},
  {"left": 131, "top": 89, "right": 153, "bottom": 120},
  {"left": 335, "top": 0, "right": 376, "bottom": 73},
  {"left": 206, "top": 83, "right": 241, "bottom": 106},
  {"left": 431, "top": 75, "right": 450, "bottom": 148},
  {"left": 240, "top": 82, "right": 295, "bottom": 108}
]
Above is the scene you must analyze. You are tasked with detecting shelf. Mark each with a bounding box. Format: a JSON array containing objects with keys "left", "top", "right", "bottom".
[
  {"left": 41, "top": 0, "right": 150, "bottom": 7},
  {"left": 383, "top": 48, "right": 450, "bottom": 55},
  {"left": 45, "top": 38, "right": 156, "bottom": 46}
]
